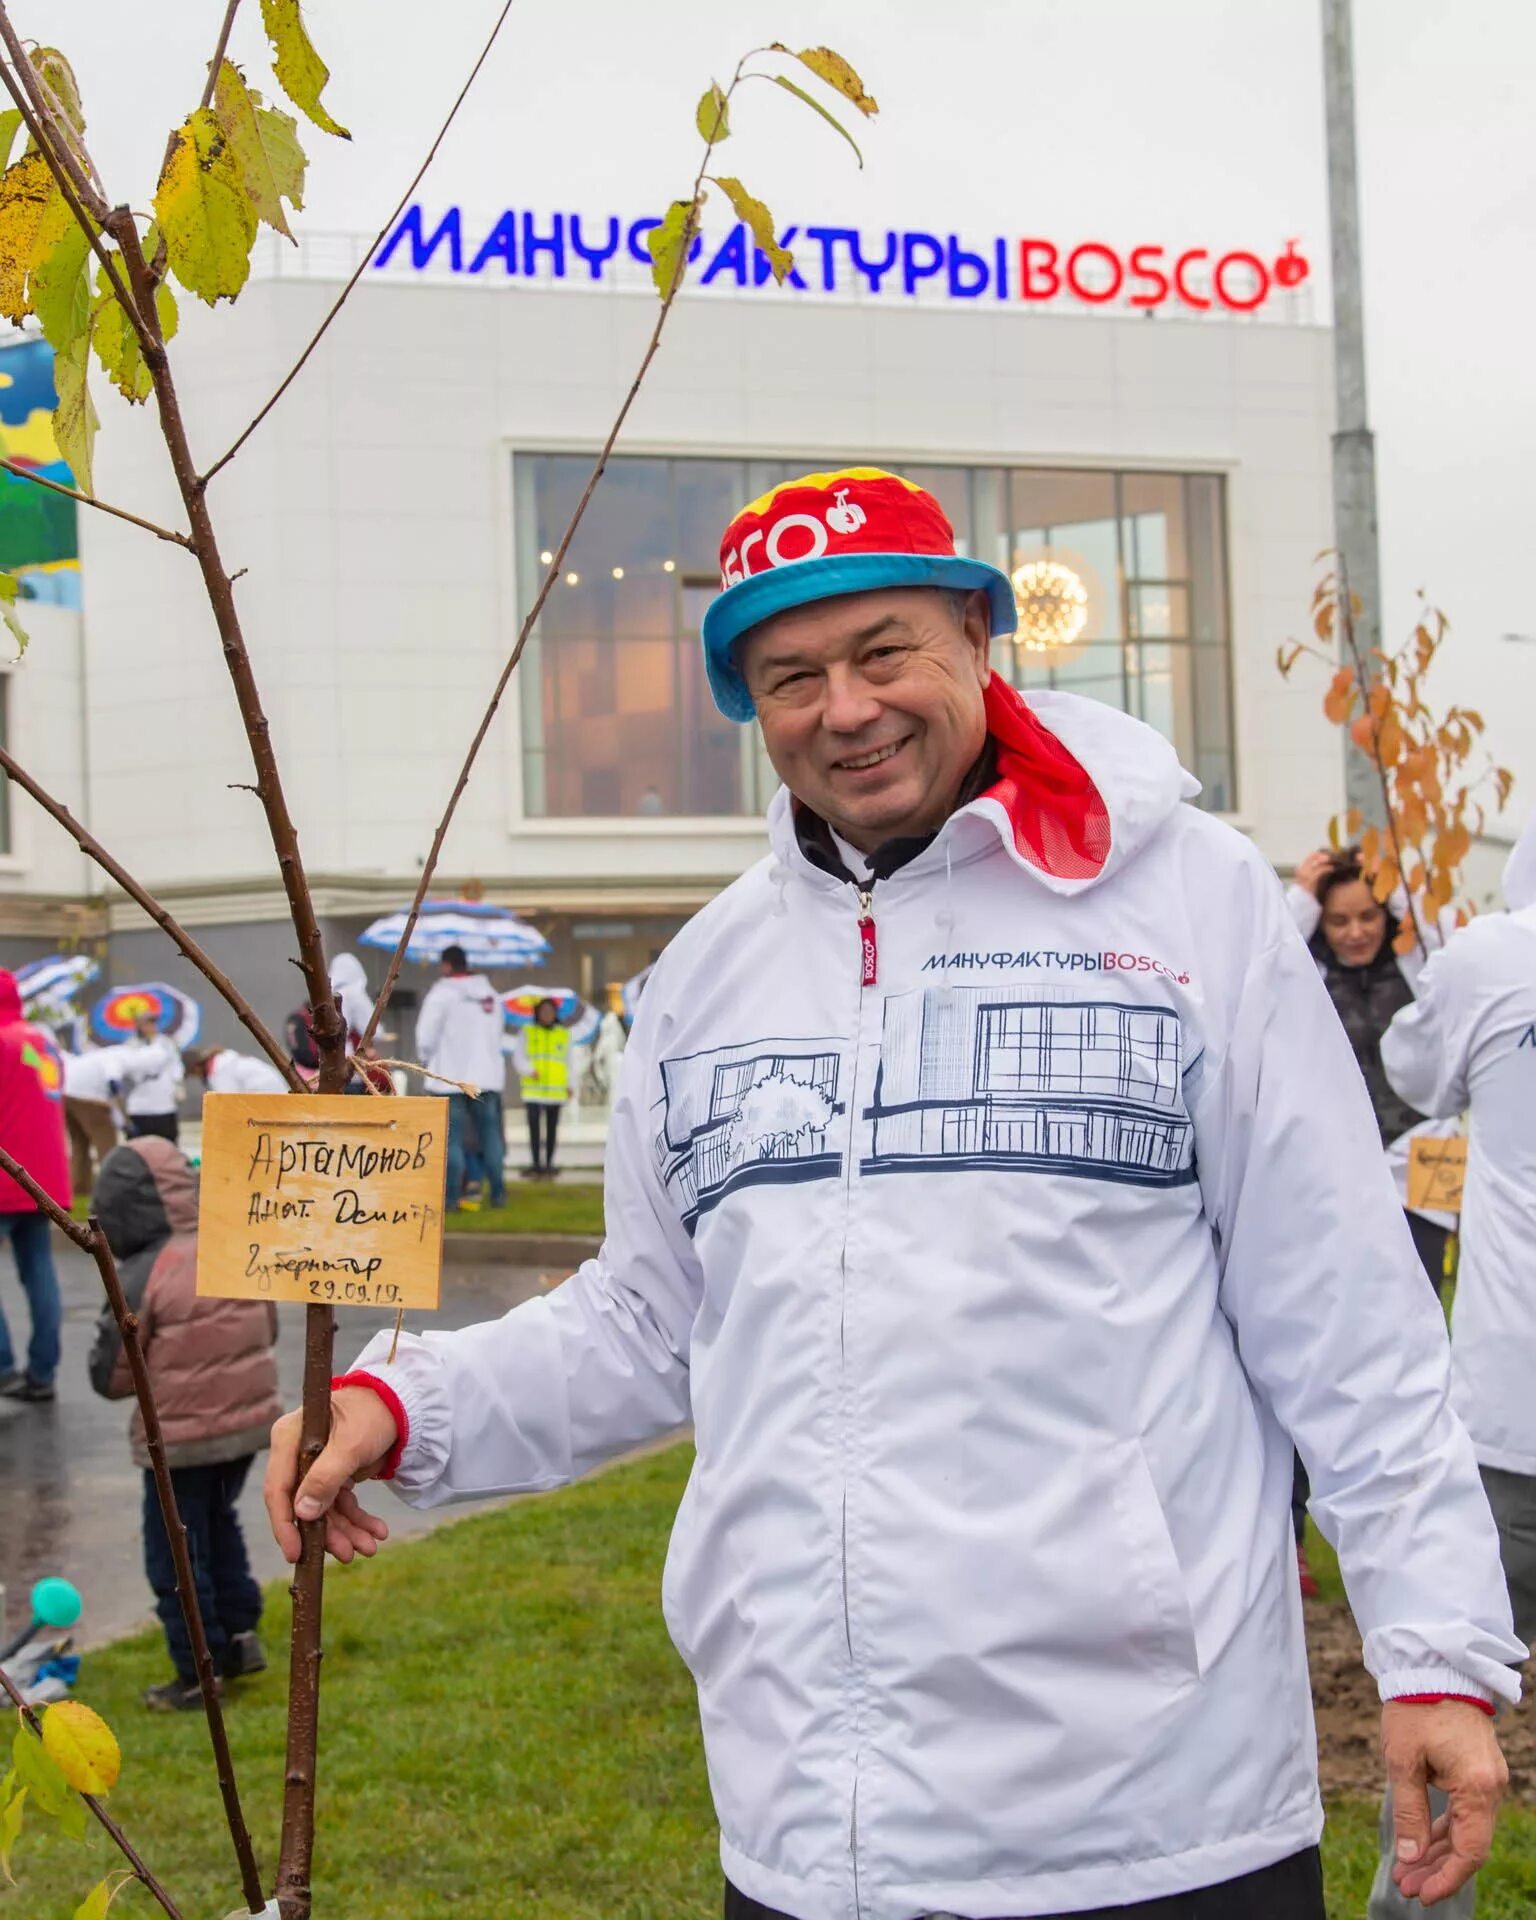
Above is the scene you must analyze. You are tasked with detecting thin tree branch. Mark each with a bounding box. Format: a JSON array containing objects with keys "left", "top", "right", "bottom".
[
  {"left": 0, "top": 741, "right": 301, "bottom": 1085},
  {"left": 0, "top": 1661, "right": 184, "bottom": 1918},
  {"left": 0, "top": 457, "right": 193, "bottom": 548},
  {"left": 359, "top": 83, "right": 726, "bottom": 1054},
  {"left": 0, "top": 1153, "right": 227, "bottom": 1916},
  {"left": 0, "top": 19, "right": 107, "bottom": 221},
  {"left": 0, "top": 34, "right": 153, "bottom": 352},
  {"left": 1334, "top": 561, "right": 1432, "bottom": 952},
  {"left": 201, "top": 0, "right": 519, "bottom": 487},
  {"left": 154, "top": 0, "right": 246, "bottom": 187},
  {"left": 0, "top": 1140, "right": 262, "bottom": 1910},
  {"left": 84, "top": 1204, "right": 268, "bottom": 1915},
  {"left": 106, "top": 211, "right": 345, "bottom": 1920},
  {"left": 201, "top": 0, "right": 244, "bottom": 109}
]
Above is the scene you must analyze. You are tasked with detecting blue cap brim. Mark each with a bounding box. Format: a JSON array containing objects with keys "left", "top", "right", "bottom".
[{"left": 700, "top": 553, "right": 1020, "bottom": 723}]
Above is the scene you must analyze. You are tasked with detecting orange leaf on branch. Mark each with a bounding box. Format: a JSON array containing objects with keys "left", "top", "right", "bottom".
[{"left": 1324, "top": 666, "right": 1356, "bottom": 725}]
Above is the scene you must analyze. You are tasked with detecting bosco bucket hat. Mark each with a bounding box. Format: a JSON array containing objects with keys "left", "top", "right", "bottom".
[{"left": 700, "top": 466, "right": 1018, "bottom": 722}]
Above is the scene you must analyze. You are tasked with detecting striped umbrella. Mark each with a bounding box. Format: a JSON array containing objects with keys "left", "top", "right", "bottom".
[
  {"left": 359, "top": 900, "right": 550, "bottom": 970},
  {"left": 15, "top": 953, "right": 99, "bottom": 1008},
  {"left": 502, "top": 986, "right": 600, "bottom": 1045}
]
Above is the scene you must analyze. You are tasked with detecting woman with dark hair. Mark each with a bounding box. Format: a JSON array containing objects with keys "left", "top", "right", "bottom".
[
  {"left": 1288, "top": 846, "right": 1454, "bottom": 1287},
  {"left": 1285, "top": 847, "right": 1457, "bottom": 1598}
]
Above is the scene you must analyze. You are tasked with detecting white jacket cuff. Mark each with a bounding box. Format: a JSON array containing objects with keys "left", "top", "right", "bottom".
[
  {"left": 348, "top": 1303, "right": 572, "bottom": 1508},
  {"left": 1376, "top": 1664, "right": 1497, "bottom": 1708}
]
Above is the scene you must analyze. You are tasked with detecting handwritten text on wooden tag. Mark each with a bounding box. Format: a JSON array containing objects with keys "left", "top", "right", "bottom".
[{"left": 196, "top": 1095, "right": 446, "bottom": 1309}]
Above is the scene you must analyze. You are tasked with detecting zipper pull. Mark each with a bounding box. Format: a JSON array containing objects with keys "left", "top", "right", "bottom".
[{"left": 856, "top": 888, "right": 877, "bottom": 987}]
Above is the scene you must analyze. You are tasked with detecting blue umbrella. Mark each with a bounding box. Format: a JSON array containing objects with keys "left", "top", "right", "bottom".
[{"left": 359, "top": 899, "right": 550, "bottom": 971}]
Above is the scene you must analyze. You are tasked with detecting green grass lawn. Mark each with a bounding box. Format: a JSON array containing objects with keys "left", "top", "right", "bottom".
[
  {"left": 446, "top": 1182, "right": 604, "bottom": 1237},
  {"left": 14, "top": 1448, "right": 1536, "bottom": 1918}
]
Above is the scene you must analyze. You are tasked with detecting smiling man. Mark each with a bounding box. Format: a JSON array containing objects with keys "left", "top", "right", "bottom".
[{"left": 268, "top": 469, "right": 1520, "bottom": 1920}]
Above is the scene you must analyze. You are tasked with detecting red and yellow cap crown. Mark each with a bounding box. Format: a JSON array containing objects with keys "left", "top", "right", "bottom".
[{"left": 703, "top": 466, "right": 1017, "bottom": 723}]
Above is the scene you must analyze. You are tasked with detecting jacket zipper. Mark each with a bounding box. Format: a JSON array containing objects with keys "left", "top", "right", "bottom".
[
  {"left": 856, "top": 886, "right": 878, "bottom": 986},
  {"left": 843, "top": 880, "right": 874, "bottom": 1917}
]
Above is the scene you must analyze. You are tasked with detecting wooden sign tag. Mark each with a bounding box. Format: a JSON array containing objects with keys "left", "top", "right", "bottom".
[
  {"left": 1406, "top": 1134, "right": 1468, "bottom": 1215},
  {"left": 196, "top": 1094, "right": 447, "bottom": 1309}
]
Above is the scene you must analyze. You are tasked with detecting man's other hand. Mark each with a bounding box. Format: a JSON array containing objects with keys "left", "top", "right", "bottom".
[
  {"left": 264, "top": 1386, "right": 398, "bottom": 1566},
  {"left": 1383, "top": 1698, "right": 1508, "bottom": 1905}
]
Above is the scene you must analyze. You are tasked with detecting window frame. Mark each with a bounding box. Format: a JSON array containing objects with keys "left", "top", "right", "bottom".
[{"left": 509, "top": 450, "right": 1238, "bottom": 824}]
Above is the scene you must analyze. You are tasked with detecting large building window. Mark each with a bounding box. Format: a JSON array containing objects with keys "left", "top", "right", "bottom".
[{"left": 514, "top": 454, "right": 1235, "bottom": 818}]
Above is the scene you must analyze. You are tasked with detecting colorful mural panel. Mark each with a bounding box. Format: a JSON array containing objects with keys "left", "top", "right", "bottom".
[{"left": 0, "top": 336, "right": 81, "bottom": 607}]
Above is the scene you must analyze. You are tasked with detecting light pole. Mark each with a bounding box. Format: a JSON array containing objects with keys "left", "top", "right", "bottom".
[{"left": 1322, "top": 0, "right": 1385, "bottom": 827}]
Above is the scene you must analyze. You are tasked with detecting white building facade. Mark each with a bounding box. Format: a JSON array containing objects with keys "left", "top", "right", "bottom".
[{"left": 0, "top": 218, "right": 1343, "bottom": 1044}]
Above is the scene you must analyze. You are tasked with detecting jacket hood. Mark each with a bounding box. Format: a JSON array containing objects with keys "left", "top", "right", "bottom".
[
  {"left": 329, "top": 952, "right": 368, "bottom": 992},
  {"left": 95, "top": 1137, "right": 198, "bottom": 1258},
  {"left": 440, "top": 970, "right": 496, "bottom": 997},
  {"left": 769, "top": 682, "right": 1197, "bottom": 897},
  {"left": 1504, "top": 812, "right": 1536, "bottom": 913},
  {"left": 0, "top": 970, "right": 21, "bottom": 1024}
]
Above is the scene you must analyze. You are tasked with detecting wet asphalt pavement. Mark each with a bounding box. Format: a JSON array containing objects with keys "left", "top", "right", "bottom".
[{"left": 0, "top": 1236, "right": 545, "bottom": 1651}]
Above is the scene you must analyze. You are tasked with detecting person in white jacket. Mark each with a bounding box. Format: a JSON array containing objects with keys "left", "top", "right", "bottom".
[
  {"left": 183, "top": 1045, "right": 290, "bottom": 1096},
  {"left": 267, "top": 468, "right": 1518, "bottom": 1920},
  {"left": 1366, "top": 817, "right": 1536, "bottom": 1920},
  {"left": 414, "top": 944, "right": 507, "bottom": 1210},
  {"left": 117, "top": 1017, "right": 184, "bottom": 1144}
]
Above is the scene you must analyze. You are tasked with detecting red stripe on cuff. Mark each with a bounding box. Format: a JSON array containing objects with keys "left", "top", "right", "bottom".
[
  {"left": 1392, "top": 1693, "right": 1496, "bottom": 1717},
  {"left": 332, "top": 1370, "right": 409, "bottom": 1481}
]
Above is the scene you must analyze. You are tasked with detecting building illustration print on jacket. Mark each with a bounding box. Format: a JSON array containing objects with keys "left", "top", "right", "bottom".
[
  {"left": 864, "top": 985, "right": 1197, "bottom": 1186},
  {"left": 653, "top": 1039, "right": 845, "bottom": 1230}
]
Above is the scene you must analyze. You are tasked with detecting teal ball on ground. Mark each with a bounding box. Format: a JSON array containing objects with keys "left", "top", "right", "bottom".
[{"left": 31, "top": 1576, "right": 82, "bottom": 1628}]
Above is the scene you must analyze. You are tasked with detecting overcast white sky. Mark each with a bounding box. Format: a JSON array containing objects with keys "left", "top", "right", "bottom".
[{"left": 37, "top": 0, "right": 1536, "bottom": 821}]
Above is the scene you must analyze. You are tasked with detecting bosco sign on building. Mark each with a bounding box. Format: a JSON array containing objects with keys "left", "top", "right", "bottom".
[{"left": 374, "top": 203, "right": 1311, "bottom": 316}]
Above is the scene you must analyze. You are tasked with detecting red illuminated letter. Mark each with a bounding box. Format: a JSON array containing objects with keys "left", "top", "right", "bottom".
[
  {"left": 1128, "top": 245, "right": 1170, "bottom": 308},
  {"left": 1065, "top": 242, "right": 1124, "bottom": 303},
  {"left": 1173, "top": 249, "right": 1211, "bottom": 311},
  {"left": 1017, "top": 239, "right": 1060, "bottom": 301}
]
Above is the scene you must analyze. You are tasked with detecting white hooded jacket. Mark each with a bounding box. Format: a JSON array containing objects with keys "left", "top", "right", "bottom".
[
  {"left": 352, "top": 688, "right": 1520, "bottom": 1920},
  {"left": 414, "top": 970, "right": 506, "bottom": 1095},
  {"left": 1382, "top": 816, "right": 1536, "bottom": 1475},
  {"left": 329, "top": 952, "right": 376, "bottom": 1048}
]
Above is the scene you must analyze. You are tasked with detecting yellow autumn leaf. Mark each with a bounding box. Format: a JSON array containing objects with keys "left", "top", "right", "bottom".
[
  {"left": 211, "top": 60, "right": 306, "bottom": 241},
  {"left": 695, "top": 84, "right": 730, "bottom": 145},
  {"left": 41, "top": 1702, "right": 120, "bottom": 1797},
  {"left": 0, "top": 149, "right": 72, "bottom": 325},
  {"left": 712, "top": 175, "right": 792, "bottom": 283},
  {"left": 155, "top": 107, "right": 257, "bottom": 306},
  {"left": 30, "top": 48, "right": 87, "bottom": 139},
  {"left": 28, "top": 216, "right": 93, "bottom": 352},
  {"left": 778, "top": 45, "right": 879, "bottom": 116},
  {"left": 51, "top": 329, "right": 98, "bottom": 496},
  {"left": 0, "top": 1781, "right": 23, "bottom": 1883},
  {"left": 260, "top": 0, "right": 351, "bottom": 139},
  {"left": 646, "top": 194, "right": 700, "bottom": 300},
  {"left": 92, "top": 261, "right": 178, "bottom": 402},
  {"left": 73, "top": 1873, "right": 133, "bottom": 1920}
]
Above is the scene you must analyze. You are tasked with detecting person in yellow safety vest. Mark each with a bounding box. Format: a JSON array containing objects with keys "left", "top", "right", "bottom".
[{"left": 513, "top": 999, "right": 571, "bottom": 1180}]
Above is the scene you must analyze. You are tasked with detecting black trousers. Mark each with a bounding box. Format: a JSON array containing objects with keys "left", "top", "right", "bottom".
[
  {"left": 724, "top": 1843, "right": 1325, "bottom": 1920},
  {"left": 128, "top": 1112, "right": 180, "bottom": 1144},
  {"left": 142, "top": 1457, "right": 262, "bottom": 1683},
  {"left": 526, "top": 1102, "right": 561, "bottom": 1169}
]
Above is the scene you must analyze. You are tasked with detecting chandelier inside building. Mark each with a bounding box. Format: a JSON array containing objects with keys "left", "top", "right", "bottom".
[{"left": 1010, "top": 559, "right": 1089, "bottom": 652}]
